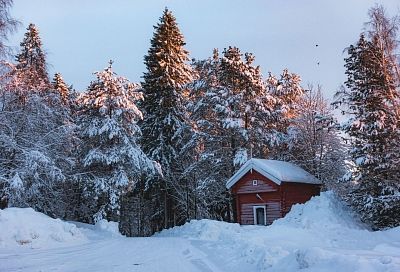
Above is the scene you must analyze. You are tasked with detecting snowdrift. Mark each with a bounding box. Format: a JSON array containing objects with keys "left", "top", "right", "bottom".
[
  {"left": 272, "top": 190, "right": 362, "bottom": 230},
  {"left": 0, "top": 208, "right": 86, "bottom": 249},
  {"left": 72, "top": 219, "right": 123, "bottom": 239},
  {"left": 158, "top": 192, "right": 400, "bottom": 272}
]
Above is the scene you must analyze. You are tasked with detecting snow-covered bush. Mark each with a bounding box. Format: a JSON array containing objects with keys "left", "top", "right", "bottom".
[{"left": 0, "top": 208, "right": 85, "bottom": 248}]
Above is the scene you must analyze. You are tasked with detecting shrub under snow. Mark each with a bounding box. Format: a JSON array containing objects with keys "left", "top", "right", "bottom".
[
  {"left": 0, "top": 208, "right": 86, "bottom": 249},
  {"left": 94, "top": 219, "right": 122, "bottom": 237}
]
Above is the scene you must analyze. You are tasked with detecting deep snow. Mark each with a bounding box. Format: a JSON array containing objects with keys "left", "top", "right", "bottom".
[
  {"left": 1, "top": 192, "right": 399, "bottom": 272},
  {"left": 158, "top": 192, "right": 400, "bottom": 271}
]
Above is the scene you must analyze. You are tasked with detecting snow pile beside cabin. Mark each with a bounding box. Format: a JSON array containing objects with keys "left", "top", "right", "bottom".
[
  {"left": 0, "top": 208, "right": 86, "bottom": 249},
  {"left": 272, "top": 190, "right": 361, "bottom": 230},
  {"left": 158, "top": 192, "right": 400, "bottom": 272}
]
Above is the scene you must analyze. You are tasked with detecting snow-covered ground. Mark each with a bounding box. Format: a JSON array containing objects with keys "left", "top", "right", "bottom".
[{"left": 1, "top": 192, "right": 399, "bottom": 272}]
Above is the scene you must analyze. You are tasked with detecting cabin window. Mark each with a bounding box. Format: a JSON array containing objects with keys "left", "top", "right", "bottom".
[
  {"left": 253, "top": 205, "right": 267, "bottom": 225},
  {"left": 252, "top": 180, "right": 258, "bottom": 186}
]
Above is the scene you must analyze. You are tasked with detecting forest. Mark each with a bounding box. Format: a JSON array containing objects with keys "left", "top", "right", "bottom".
[{"left": 0, "top": 1, "right": 399, "bottom": 236}]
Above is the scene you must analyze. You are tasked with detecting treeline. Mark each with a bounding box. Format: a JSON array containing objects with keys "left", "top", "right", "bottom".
[{"left": 0, "top": 3, "right": 398, "bottom": 234}]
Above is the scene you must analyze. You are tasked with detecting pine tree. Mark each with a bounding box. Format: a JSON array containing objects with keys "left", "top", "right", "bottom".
[
  {"left": 140, "top": 8, "right": 193, "bottom": 227},
  {"left": 2, "top": 23, "right": 50, "bottom": 98},
  {"left": 16, "top": 23, "right": 47, "bottom": 76},
  {"left": 15, "top": 23, "right": 49, "bottom": 90},
  {"left": 341, "top": 34, "right": 398, "bottom": 180},
  {"left": 52, "top": 72, "right": 70, "bottom": 104},
  {"left": 335, "top": 19, "right": 400, "bottom": 228},
  {"left": 266, "top": 69, "right": 305, "bottom": 159},
  {"left": 186, "top": 47, "right": 275, "bottom": 220},
  {"left": 217, "top": 47, "right": 274, "bottom": 162},
  {"left": 77, "top": 61, "right": 158, "bottom": 224}
]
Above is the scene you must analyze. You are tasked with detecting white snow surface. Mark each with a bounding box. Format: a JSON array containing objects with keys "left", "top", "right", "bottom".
[
  {"left": 158, "top": 192, "right": 400, "bottom": 272},
  {"left": 1, "top": 192, "right": 400, "bottom": 272},
  {"left": 226, "top": 158, "right": 321, "bottom": 189}
]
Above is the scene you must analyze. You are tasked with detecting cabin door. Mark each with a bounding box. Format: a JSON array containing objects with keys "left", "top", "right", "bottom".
[{"left": 253, "top": 205, "right": 266, "bottom": 225}]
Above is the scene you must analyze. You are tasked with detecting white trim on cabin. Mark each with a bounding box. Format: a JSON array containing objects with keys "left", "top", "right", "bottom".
[
  {"left": 253, "top": 205, "right": 267, "bottom": 225},
  {"left": 226, "top": 159, "right": 281, "bottom": 189}
]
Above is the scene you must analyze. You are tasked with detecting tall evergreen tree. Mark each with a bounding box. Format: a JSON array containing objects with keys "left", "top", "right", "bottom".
[
  {"left": 187, "top": 47, "right": 276, "bottom": 221},
  {"left": 216, "top": 47, "right": 274, "bottom": 163},
  {"left": 266, "top": 69, "right": 305, "bottom": 159},
  {"left": 14, "top": 23, "right": 49, "bottom": 90},
  {"left": 140, "top": 8, "right": 193, "bottom": 227},
  {"left": 340, "top": 34, "right": 398, "bottom": 179},
  {"left": 76, "top": 62, "right": 158, "bottom": 224},
  {"left": 2, "top": 23, "right": 50, "bottom": 98},
  {"left": 335, "top": 9, "right": 400, "bottom": 228}
]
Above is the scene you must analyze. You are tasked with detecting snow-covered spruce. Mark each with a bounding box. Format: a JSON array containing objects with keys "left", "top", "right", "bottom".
[
  {"left": 334, "top": 7, "right": 400, "bottom": 229},
  {"left": 187, "top": 47, "right": 276, "bottom": 221},
  {"left": 140, "top": 8, "right": 194, "bottom": 228},
  {"left": 76, "top": 61, "right": 159, "bottom": 226},
  {"left": 12, "top": 23, "right": 50, "bottom": 92},
  {"left": 186, "top": 47, "right": 308, "bottom": 221}
]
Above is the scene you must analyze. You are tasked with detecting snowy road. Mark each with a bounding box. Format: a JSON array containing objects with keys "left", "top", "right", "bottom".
[{"left": 0, "top": 237, "right": 223, "bottom": 272}]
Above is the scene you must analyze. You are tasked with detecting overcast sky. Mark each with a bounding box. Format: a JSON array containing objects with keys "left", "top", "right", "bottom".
[{"left": 9, "top": 0, "right": 400, "bottom": 99}]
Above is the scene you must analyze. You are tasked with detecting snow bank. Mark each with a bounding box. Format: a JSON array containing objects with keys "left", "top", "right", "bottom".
[
  {"left": 0, "top": 208, "right": 86, "bottom": 249},
  {"left": 156, "top": 219, "right": 241, "bottom": 241},
  {"left": 273, "top": 191, "right": 363, "bottom": 230},
  {"left": 158, "top": 191, "right": 400, "bottom": 272},
  {"left": 69, "top": 219, "right": 123, "bottom": 239},
  {"left": 94, "top": 219, "right": 122, "bottom": 237}
]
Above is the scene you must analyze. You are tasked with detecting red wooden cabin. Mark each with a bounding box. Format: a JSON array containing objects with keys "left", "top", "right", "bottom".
[{"left": 226, "top": 159, "right": 321, "bottom": 225}]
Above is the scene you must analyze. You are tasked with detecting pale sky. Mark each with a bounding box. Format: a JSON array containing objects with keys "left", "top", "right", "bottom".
[{"left": 9, "top": 0, "right": 400, "bottom": 99}]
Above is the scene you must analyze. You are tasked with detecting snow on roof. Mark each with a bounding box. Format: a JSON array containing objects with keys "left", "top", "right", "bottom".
[{"left": 226, "top": 159, "right": 321, "bottom": 189}]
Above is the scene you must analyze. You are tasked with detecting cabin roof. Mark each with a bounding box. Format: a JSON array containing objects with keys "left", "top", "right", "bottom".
[{"left": 226, "top": 159, "right": 321, "bottom": 189}]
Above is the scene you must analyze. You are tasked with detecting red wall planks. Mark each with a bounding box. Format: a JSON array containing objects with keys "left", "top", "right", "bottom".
[
  {"left": 232, "top": 170, "right": 278, "bottom": 195},
  {"left": 231, "top": 169, "right": 321, "bottom": 225},
  {"left": 281, "top": 182, "right": 321, "bottom": 216}
]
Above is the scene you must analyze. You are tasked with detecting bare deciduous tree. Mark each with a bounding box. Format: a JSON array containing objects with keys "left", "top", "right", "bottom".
[{"left": 0, "top": 0, "right": 19, "bottom": 58}]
